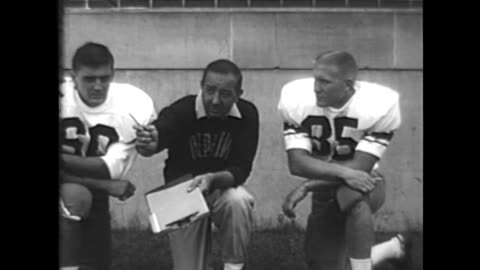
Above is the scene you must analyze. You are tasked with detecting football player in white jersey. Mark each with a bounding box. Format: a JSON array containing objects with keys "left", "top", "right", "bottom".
[
  {"left": 278, "top": 51, "right": 409, "bottom": 270},
  {"left": 59, "top": 42, "right": 156, "bottom": 270}
]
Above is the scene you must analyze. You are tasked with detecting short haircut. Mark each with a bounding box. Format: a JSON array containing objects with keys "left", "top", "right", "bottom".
[
  {"left": 201, "top": 59, "right": 243, "bottom": 92},
  {"left": 72, "top": 42, "right": 114, "bottom": 71},
  {"left": 314, "top": 51, "right": 358, "bottom": 81}
]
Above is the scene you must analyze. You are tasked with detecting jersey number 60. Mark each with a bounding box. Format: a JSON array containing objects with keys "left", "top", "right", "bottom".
[{"left": 60, "top": 117, "right": 119, "bottom": 157}]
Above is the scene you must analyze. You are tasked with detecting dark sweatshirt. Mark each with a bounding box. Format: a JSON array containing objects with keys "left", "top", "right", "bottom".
[{"left": 152, "top": 95, "right": 259, "bottom": 186}]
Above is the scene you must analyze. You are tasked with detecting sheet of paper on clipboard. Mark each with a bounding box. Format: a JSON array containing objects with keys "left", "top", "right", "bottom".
[{"left": 145, "top": 174, "right": 210, "bottom": 234}]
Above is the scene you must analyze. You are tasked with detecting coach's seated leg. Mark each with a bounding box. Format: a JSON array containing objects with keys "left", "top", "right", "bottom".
[
  {"left": 168, "top": 217, "right": 211, "bottom": 270},
  {"left": 211, "top": 186, "right": 254, "bottom": 270},
  {"left": 60, "top": 183, "right": 93, "bottom": 270}
]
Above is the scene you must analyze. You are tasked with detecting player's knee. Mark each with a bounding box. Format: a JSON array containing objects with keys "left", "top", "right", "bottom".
[
  {"left": 336, "top": 185, "right": 365, "bottom": 213},
  {"left": 345, "top": 200, "right": 373, "bottom": 234},
  {"left": 349, "top": 199, "right": 371, "bottom": 217},
  {"left": 61, "top": 183, "right": 93, "bottom": 219}
]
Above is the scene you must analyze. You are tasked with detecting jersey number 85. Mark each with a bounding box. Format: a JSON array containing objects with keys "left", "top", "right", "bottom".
[{"left": 302, "top": 116, "right": 358, "bottom": 160}]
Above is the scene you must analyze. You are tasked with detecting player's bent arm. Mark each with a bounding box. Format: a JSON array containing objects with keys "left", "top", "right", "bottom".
[
  {"left": 287, "top": 149, "right": 378, "bottom": 193},
  {"left": 60, "top": 170, "right": 114, "bottom": 194},
  {"left": 61, "top": 153, "right": 111, "bottom": 179},
  {"left": 332, "top": 150, "right": 378, "bottom": 173},
  {"left": 287, "top": 148, "right": 355, "bottom": 182},
  {"left": 60, "top": 170, "right": 134, "bottom": 200},
  {"left": 301, "top": 178, "right": 341, "bottom": 192}
]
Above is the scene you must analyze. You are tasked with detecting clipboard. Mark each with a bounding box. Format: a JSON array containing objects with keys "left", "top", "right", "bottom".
[{"left": 145, "top": 174, "right": 210, "bottom": 234}]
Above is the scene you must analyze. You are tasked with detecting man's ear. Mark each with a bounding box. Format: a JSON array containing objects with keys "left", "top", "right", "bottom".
[
  {"left": 237, "top": 89, "right": 244, "bottom": 98},
  {"left": 70, "top": 70, "right": 78, "bottom": 89},
  {"left": 345, "top": 80, "right": 355, "bottom": 92},
  {"left": 110, "top": 69, "right": 115, "bottom": 81}
]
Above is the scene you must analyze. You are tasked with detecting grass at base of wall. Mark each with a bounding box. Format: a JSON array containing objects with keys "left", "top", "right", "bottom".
[{"left": 112, "top": 225, "right": 422, "bottom": 270}]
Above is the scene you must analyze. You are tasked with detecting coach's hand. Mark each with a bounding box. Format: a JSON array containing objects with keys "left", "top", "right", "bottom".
[
  {"left": 108, "top": 180, "right": 136, "bottom": 201},
  {"left": 282, "top": 183, "right": 308, "bottom": 218},
  {"left": 342, "top": 168, "right": 379, "bottom": 193},
  {"left": 134, "top": 124, "right": 158, "bottom": 157},
  {"left": 187, "top": 173, "right": 214, "bottom": 195}
]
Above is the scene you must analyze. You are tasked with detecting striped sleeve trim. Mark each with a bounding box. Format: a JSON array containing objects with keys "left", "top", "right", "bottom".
[
  {"left": 283, "top": 123, "right": 312, "bottom": 152},
  {"left": 362, "top": 136, "right": 390, "bottom": 147},
  {"left": 355, "top": 132, "right": 395, "bottom": 159}
]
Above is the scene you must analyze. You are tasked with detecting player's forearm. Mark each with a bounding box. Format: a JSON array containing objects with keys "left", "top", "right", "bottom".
[
  {"left": 301, "top": 178, "right": 342, "bottom": 192},
  {"left": 61, "top": 153, "right": 111, "bottom": 179},
  {"left": 287, "top": 150, "right": 352, "bottom": 182},
  {"left": 331, "top": 151, "right": 378, "bottom": 173},
  {"left": 60, "top": 170, "right": 113, "bottom": 193},
  {"left": 297, "top": 152, "right": 379, "bottom": 192}
]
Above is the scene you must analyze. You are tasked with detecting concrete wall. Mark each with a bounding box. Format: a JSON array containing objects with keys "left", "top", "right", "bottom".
[{"left": 63, "top": 8, "right": 423, "bottom": 232}]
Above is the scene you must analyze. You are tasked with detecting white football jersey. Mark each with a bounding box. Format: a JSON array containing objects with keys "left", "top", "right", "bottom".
[
  {"left": 278, "top": 78, "right": 401, "bottom": 163},
  {"left": 60, "top": 78, "right": 156, "bottom": 179}
]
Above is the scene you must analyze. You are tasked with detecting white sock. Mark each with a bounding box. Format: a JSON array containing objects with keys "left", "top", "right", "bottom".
[
  {"left": 371, "top": 236, "right": 402, "bottom": 266},
  {"left": 350, "top": 258, "right": 372, "bottom": 270},
  {"left": 224, "top": 262, "right": 244, "bottom": 270}
]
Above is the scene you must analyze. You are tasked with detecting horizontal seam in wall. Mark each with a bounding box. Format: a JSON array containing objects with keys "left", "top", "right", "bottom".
[
  {"left": 63, "top": 68, "right": 424, "bottom": 72},
  {"left": 64, "top": 8, "right": 423, "bottom": 15}
]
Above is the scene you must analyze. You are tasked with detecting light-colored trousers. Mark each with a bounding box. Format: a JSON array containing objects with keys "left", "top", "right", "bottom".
[{"left": 169, "top": 186, "right": 255, "bottom": 270}]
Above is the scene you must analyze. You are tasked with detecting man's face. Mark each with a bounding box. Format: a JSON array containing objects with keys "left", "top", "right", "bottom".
[
  {"left": 313, "top": 62, "right": 352, "bottom": 108},
  {"left": 201, "top": 71, "right": 241, "bottom": 118},
  {"left": 72, "top": 65, "right": 114, "bottom": 108}
]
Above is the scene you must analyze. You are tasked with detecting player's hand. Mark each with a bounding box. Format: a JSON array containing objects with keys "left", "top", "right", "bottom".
[
  {"left": 108, "top": 180, "right": 136, "bottom": 201},
  {"left": 134, "top": 124, "right": 159, "bottom": 155},
  {"left": 187, "top": 173, "right": 214, "bottom": 194},
  {"left": 370, "top": 170, "right": 384, "bottom": 182},
  {"left": 342, "top": 168, "right": 381, "bottom": 193},
  {"left": 282, "top": 183, "right": 308, "bottom": 219}
]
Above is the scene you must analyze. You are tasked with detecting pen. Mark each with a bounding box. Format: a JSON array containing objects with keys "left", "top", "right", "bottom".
[{"left": 129, "top": 113, "right": 141, "bottom": 126}]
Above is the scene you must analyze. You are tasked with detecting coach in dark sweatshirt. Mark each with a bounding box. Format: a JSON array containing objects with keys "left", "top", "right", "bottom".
[{"left": 135, "top": 59, "right": 259, "bottom": 270}]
